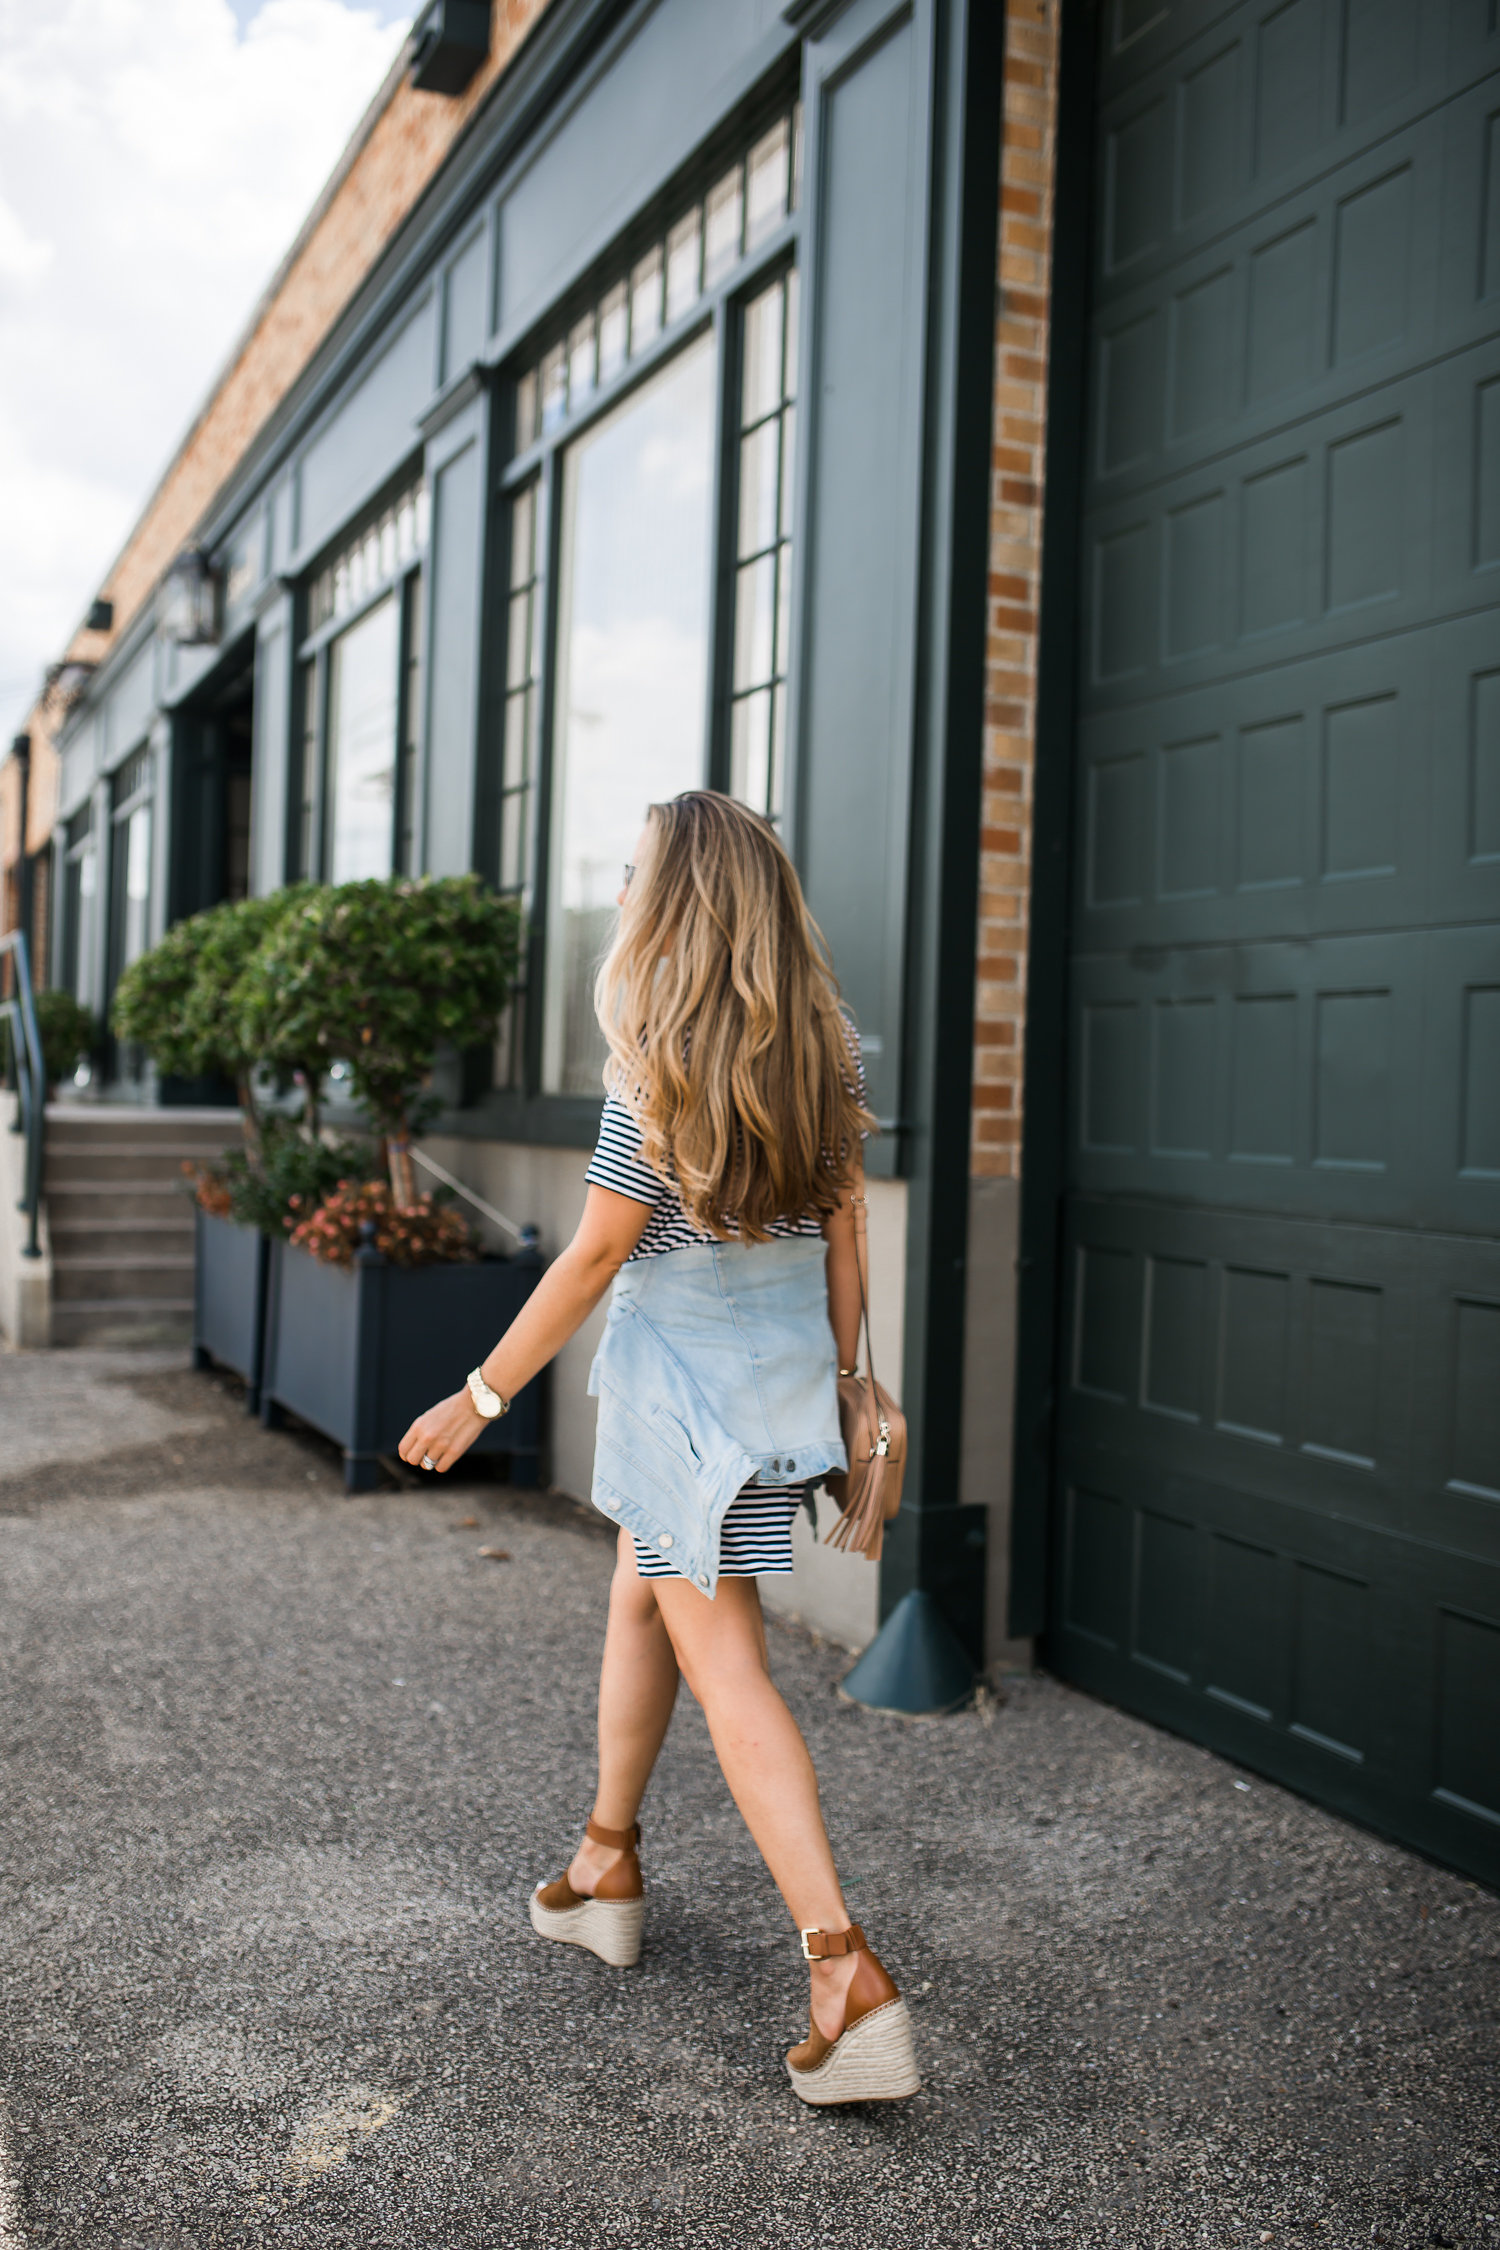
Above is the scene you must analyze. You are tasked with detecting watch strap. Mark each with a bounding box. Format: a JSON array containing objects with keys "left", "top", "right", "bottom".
[{"left": 467, "top": 1367, "right": 509, "bottom": 1418}]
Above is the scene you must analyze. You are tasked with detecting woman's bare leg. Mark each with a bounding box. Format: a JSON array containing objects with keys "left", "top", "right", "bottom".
[
  {"left": 651, "top": 1573, "right": 860, "bottom": 2039},
  {"left": 567, "top": 1530, "right": 680, "bottom": 1894}
]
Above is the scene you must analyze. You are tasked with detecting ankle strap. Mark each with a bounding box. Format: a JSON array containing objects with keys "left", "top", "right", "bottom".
[
  {"left": 801, "top": 1923, "right": 866, "bottom": 1960},
  {"left": 586, "top": 1816, "right": 640, "bottom": 1852}
]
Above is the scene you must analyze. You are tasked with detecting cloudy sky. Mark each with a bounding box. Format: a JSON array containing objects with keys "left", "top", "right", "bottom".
[{"left": 0, "top": 0, "right": 414, "bottom": 737}]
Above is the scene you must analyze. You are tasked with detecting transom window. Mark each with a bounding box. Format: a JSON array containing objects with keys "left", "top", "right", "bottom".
[
  {"left": 292, "top": 471, "right": 428, "bottom": 883},
  {"left": 513, "top": 101, "right": 801, "bottom": 451}
]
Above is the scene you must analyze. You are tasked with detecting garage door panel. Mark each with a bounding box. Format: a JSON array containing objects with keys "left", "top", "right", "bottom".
[
  {"left": 1054, "top": 0, "right": 1500, "bottom": 1884},
  {"left": 1053, "top": 1447, "right": 1500, "bottom": 1879},
  {"left": 1421, "top": 613, "right": 1500, "bottom": 920},
  {"left": 1089, "top": 93, "right": 1476, "bottom": 494},
  {"left": 1060, "top": 1195, "right": 1500, "bottom": 1554},
  {"left": 1075, "top": 611, "right": 1500, "bottom": 948},
  {"left": 1094, "top": 0, "right": 1467, "bottom": 291},
  {"left": 1075, "top": 635, "right": 1436, "bottom": 948},
  {"left": 1070, "top": 935, "right": 1448, "bottom": 1223},
  {"left": 1091, "top": 66, "right": 1500, "bottom": 508},
  {"left": 1417, "top": 925, "right": 1500, "bottom": 1223},
  {"left": 1082, "top": 367, "right": 1448, "bottom": 702}
]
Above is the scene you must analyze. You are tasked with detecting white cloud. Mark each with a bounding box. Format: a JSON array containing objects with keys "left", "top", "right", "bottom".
[
  {"left": 0, "top": 195, "right": 51, "bottom": 284},
  {"left": 0, "top": 0, "right": 413, "bottom": 732}
]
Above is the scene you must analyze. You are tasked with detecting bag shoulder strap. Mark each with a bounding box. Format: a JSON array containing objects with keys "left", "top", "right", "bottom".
[{"left": 849, "top": 1190, "right": 881, "bottom": 1403}]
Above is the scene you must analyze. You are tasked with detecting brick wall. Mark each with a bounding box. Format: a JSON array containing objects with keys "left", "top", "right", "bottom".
[{"left": 971, "top": 0, "right": 1063, "bottom": 1181}]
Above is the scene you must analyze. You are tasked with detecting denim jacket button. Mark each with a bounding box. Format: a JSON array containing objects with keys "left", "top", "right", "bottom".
[
  {"left": 604, "top": 1494, "right": 620, "bottom": 1510},
  {"left": 658, "top": 1532, "right": 674, "bottom": 1550},
  {"left": 769, "top": 1459, "right": 782, "bottom": 1475},
  {"left": 786, "top": 1458, "right": 796, "bottom": 1473},
  {"left": 697, "top": 1574, "right": 709, "bottom": 1589}
]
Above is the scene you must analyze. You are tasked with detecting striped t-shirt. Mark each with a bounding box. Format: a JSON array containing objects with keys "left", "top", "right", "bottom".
[{"left": 583, "top": 1028, "right": 867, "bottom": 1263}]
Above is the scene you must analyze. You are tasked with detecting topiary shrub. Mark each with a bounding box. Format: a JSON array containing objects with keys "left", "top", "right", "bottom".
[
  {"left": 1, "top": 987, "right": 98, "bottom": 1093},
  {"left": 237, "top": 876, "right": 522, "bottom": 1207},
  {"left": 111, "top": 890, "right": 317, "bottom": 1141}
]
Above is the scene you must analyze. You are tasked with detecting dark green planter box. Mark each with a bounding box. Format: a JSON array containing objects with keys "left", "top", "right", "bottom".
[
  {"left": 259, "top": 1237, "right": 544, "bottom": 1491},
  {"left": 194, "top": 1208, "right": 270, "bottom": 1412}
]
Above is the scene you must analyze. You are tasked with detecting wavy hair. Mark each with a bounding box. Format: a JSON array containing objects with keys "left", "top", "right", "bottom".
[{"left": 593, "top": 791, "right": 874, "bottom": 1239}]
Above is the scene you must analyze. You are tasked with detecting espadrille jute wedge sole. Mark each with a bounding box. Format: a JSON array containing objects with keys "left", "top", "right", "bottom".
[
  {"left": 528, "top": 1886, "right": 644, "bottom": 1968},
  {"left": 529, "top": 1815, "right": 644, "bottom": 1970},
  {"left": 787, "top": 1995, "right": 921, "bottom": 2104},
  {"left": 786, "top": 1924, "right": 921, "bottom": 2105}
]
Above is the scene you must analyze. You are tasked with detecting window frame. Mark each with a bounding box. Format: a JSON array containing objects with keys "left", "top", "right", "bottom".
[
  {"left": 484, "top": 207, "right": 804, "bottom": 1133},
  {"left": 288, "top": 466, "right": 429, "bottom": 885}
]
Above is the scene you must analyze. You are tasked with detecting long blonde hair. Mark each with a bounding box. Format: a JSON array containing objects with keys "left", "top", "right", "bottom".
[{"left": 593, "top": 791, "right": 873, "bottom": 1239}]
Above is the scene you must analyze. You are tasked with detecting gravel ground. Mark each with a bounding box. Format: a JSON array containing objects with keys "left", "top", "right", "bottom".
[{"left": 0, "top": 1348, "right": 1496, "bottom": 2250}]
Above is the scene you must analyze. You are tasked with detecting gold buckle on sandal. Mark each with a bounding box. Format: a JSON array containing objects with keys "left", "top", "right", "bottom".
[{"left": 800, "top": 1927, "right": 821, "bottom": 1961}]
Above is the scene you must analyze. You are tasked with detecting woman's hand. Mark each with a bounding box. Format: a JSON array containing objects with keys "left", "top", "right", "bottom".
[
  {"left": 398, "top": 1389, "right": 485, "bottom": 1474},
  {"left": 394, "top": 1183, "right": 652, "bottom": 1479}
]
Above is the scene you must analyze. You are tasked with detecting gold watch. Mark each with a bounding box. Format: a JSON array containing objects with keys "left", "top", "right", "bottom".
[{"left": 466, "top": 1367, "right": 510, "bottom": 1419}]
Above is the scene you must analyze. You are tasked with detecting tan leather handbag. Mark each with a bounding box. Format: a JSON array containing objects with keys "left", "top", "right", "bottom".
[{"left": 823, "top": 1191, "right": 906, "bottom": 1561}]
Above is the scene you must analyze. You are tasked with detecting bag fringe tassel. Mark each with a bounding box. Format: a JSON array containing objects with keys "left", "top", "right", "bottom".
[{"left": 825, "top": 1448, "right": 888, "bottom": 1562}]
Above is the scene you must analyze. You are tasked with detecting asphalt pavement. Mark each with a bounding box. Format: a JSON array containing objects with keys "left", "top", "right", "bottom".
[{"left": 0, "top": 1348, "right": 1495, "bottom": 2249}]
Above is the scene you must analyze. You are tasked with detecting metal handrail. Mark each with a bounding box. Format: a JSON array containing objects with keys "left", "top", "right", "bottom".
[
  {"left": 0, "top": 929, "right": 45, "bottom": 1259},
  {"left": 407, "top": 1142, "right": 538, "bottom": 1253}
]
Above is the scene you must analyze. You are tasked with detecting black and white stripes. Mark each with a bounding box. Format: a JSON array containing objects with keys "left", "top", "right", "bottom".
[
  {"left": 633, "top": 1487, "right": 805, "bottom": 1578},
  {"left": 585, "top": 1095, "right": 827, "bottom": 1262}
]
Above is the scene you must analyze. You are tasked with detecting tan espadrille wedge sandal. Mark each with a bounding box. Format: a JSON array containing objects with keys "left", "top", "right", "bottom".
[
  {"left": 528, "top": 1817, "right": 644, "bottom": 1969},
  {"left": 786, "top": 1925, "right": 921, "bottom": 2105}
]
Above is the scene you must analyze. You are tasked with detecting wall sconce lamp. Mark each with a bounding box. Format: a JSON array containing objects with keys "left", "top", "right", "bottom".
[
  {"left": 44, "top": 659, "right": 97, "bottom": 708},
  {"left": 160, "top": 545, "right": 222, "bottom": 646},
  {"left": 410, "top": 0, "right": 491, "bottom": 95}
]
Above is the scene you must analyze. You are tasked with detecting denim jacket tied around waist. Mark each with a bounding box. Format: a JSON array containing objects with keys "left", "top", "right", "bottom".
[{"left": 586, "top": 1236, "right": 847, "bottom": 1598}]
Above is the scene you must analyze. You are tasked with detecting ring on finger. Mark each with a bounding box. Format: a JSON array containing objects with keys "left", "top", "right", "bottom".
[{"left": 421, "top": 1453, "right": 436, "bottom": 1471}]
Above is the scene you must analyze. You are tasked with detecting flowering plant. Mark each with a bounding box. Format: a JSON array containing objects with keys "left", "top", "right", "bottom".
[
  {"left": 183, "top": 1160, "right": 233, "bottom": 1217},
  {"left": 287, "top": 1178, "right": 476, "bottom": 1269}
]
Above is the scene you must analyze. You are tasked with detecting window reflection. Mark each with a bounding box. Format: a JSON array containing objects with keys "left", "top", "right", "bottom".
[
  {"left": 494, "top": 478, "right": 543, "bottom": 1091},
  {"left": 327, "top": 592, "right": 399, "bottom": 883},
  {"left": 512, "top": 96, "right": 800, "bottom": 448},
  {"left": 121, "top": 802, "right": 152, "bottom": 968},
  {"left": 730, "top": 268, "right": 799, "bottom": 819},
  {"left": 543, "top": 331, "right": 717, "bottom": 1095}
]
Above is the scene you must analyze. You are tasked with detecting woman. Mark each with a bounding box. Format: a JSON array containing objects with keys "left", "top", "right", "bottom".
[{"left": 398, "top": 790, "right": 919, "bottom": 2107}]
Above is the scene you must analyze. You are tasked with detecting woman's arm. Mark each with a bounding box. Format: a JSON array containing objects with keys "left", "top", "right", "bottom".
[
  {"left": 821, "top": 1164, "right": 865, "bottom": 1375},
  {"left": 397, "top": 1185, "right": 651, "bottom": 1472}
]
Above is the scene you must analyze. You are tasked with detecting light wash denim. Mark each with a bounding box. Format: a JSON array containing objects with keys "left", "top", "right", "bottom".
[{"left": 586, "top": 1237, "right": 847, "bottom": 1596}]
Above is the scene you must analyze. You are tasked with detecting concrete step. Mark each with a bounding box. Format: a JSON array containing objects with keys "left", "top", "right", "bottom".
[
  {"left": 45, "top": 1104, "right": 241, "bottom": 1134},
  {"left": 50, "top": 1300, "right": 195, "bottom": 1347},
  {"left": 46, "top": 1183, "right": 195, "bottom": 1225},
  {"left": 50, "top": 1218, "right": 197, "bottom": 1262},
  {"left": 45, "top": 1148, "right": 225, "bottom": 1186},
  {"left": 51, "top": 1256, "right": 196, "bottom": 1303}
]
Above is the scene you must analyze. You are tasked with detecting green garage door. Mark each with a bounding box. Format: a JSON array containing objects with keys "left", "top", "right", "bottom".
[{"left": 1050, "top": 0, "right": 1500, "bottom": 1884}]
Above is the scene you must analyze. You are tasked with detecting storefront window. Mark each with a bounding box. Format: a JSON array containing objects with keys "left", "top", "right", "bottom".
[
  {"left": 293, "top": 469, "right": 427, "bottom": 883},
  {"left": 326, "top": 592, "right": 400, "bottom": 885},
  {"left": 62, "top": 803, "right": 97, "bottom": 1006},
  {"left": 730, "top": 267, "right": 798, "bottom": 820},
  {"left": 542, "top": 329, "right": 717, "bottom": 1095},
  {"left": 107, "top": 745, "right": 154, "bottom": 1081},
  {"left": 396, "top": 572, "right": 424, "bottom": 877},
  {"left": 120, "top": 800, "right": 152, "bottom": 968},
  {"left": 494, "top": 478, "right": 543, "bottom": 1089}
]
